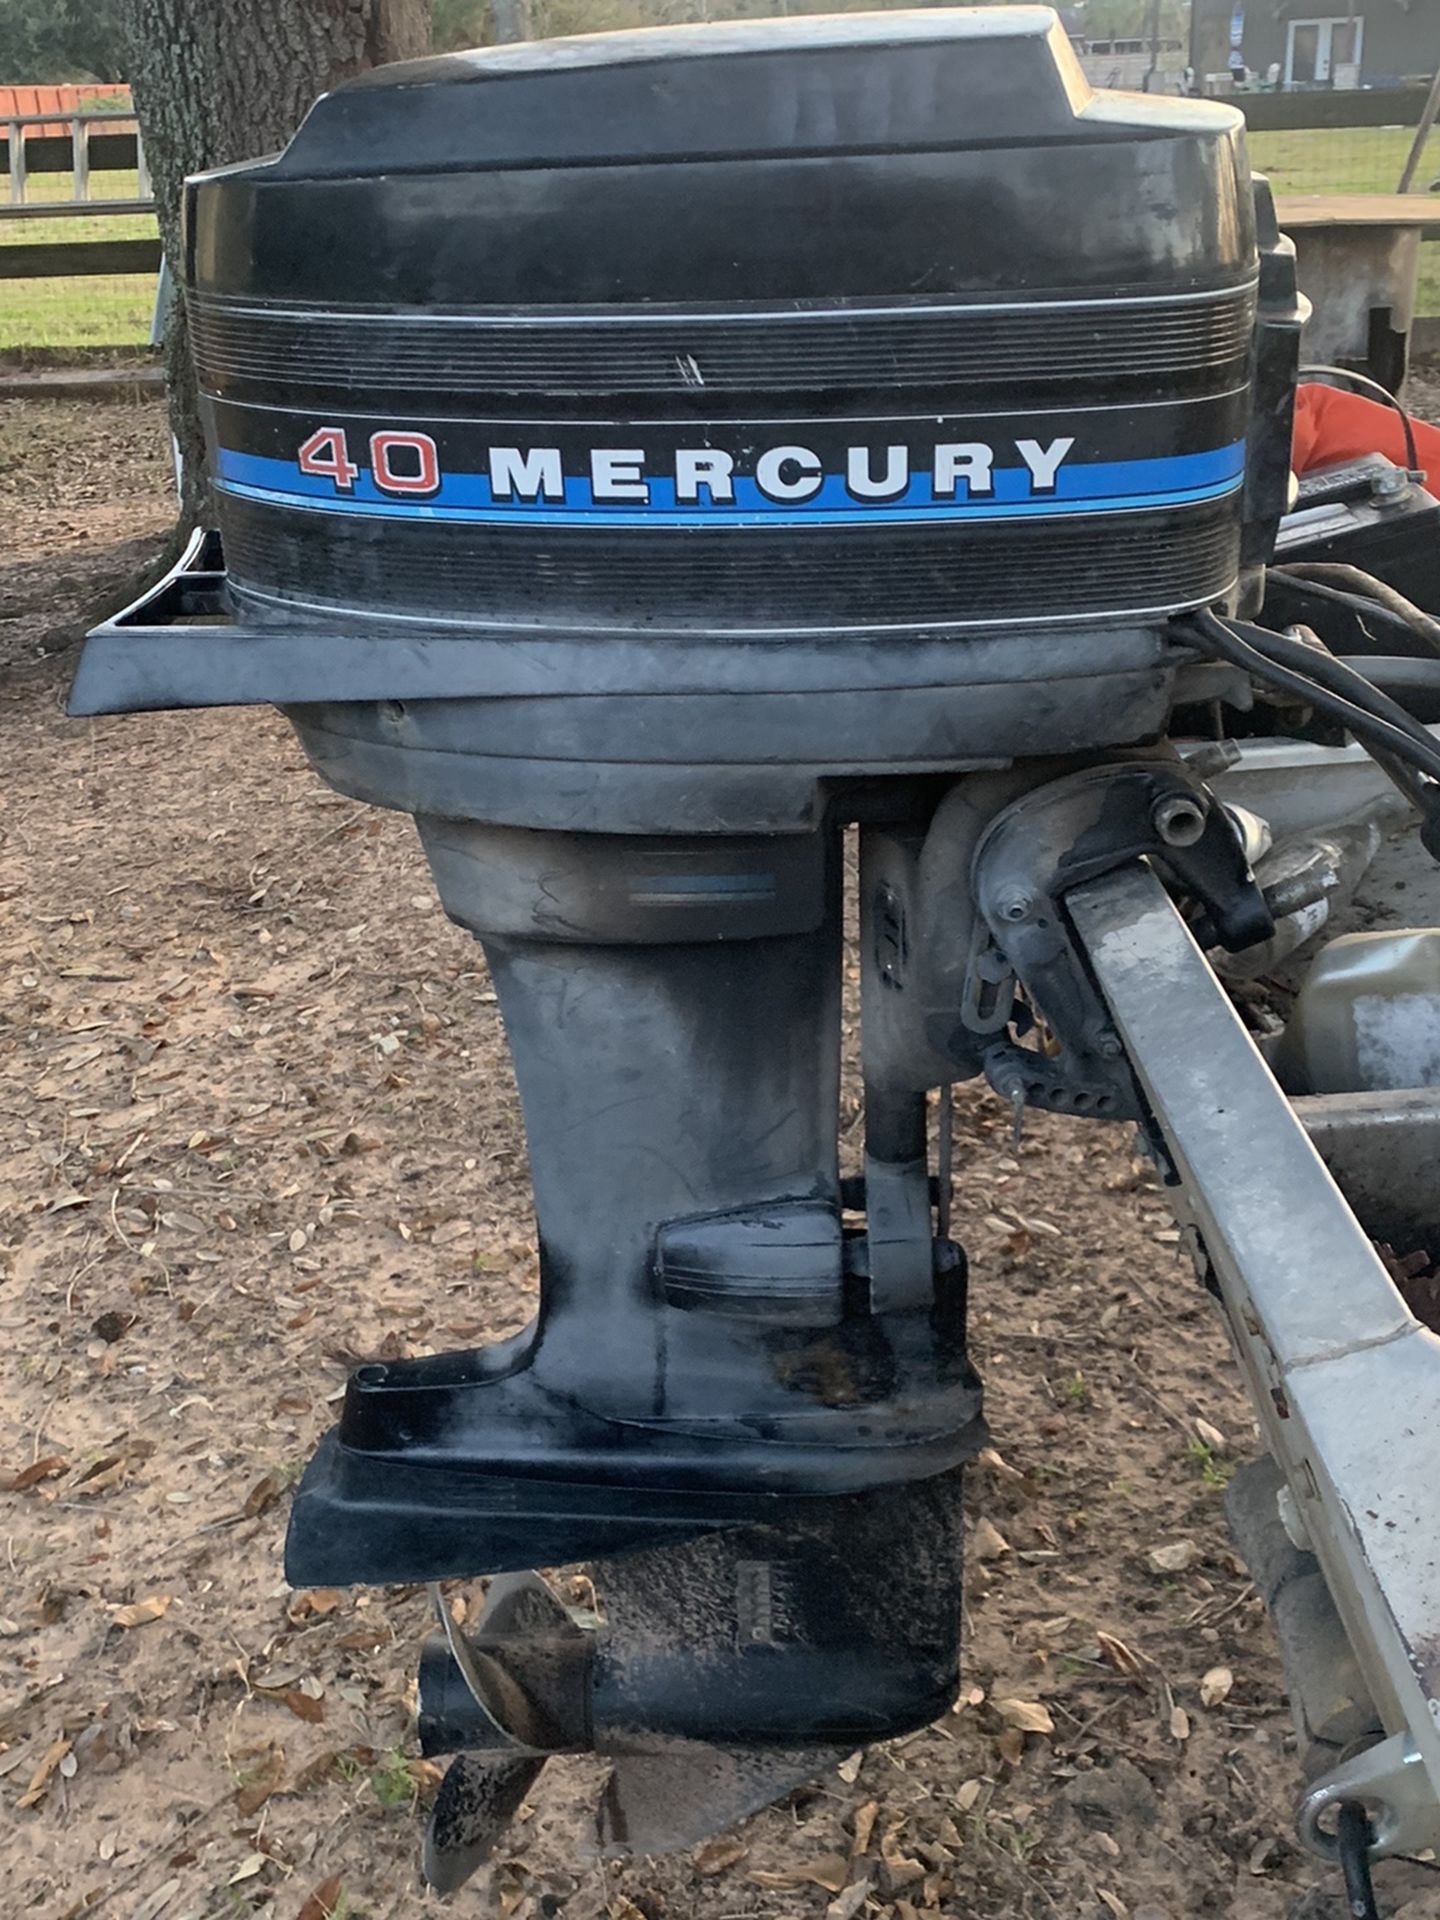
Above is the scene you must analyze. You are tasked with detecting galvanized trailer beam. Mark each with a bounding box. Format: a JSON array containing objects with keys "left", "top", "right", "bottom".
[{"left": 1068, "top": 862, "right": 1440, "bottom": 1860}]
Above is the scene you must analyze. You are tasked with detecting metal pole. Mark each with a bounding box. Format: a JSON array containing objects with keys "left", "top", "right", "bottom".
[
  {"left": 72, "top": 115, "right": 89, "bottom": 203},
  {"left": 1397, "top": 65, "right": 1440, "bottom": 193},
  {"left": 1145, "top": 0, "right": 1163, "bottom": 91},
  {"left": 936, "top": 1084, "right": 953, "bottom": 1241},
  {"left": 8, "top": 121, "right": 25, "bottom": 206}
]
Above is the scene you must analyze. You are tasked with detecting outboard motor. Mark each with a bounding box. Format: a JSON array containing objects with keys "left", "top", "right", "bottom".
[{"left": 104, "top": 6, "right": 1440, "bottom": 1894}]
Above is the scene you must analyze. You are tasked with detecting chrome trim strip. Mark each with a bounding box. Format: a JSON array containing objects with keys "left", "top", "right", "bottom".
[
  {"left": 227, "top": 574, "right": 1241, "bottom": 638},
  {"left": 189, "top": 280, "right": 1259, "bottom": 327}
]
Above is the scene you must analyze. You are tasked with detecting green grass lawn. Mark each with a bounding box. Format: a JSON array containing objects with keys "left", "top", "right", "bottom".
[
  {"left": 1, "top": 139, "right": 1438, "bottom": 352},
  {"left": 1246, "top": 124, "right": 1440, "bottom": 317},
  {"left": 1246, "top": 123, "right": 1437, "bottom": 195},
  {"left": 0, "top": 168, "right": 159, "bottom": 351}
]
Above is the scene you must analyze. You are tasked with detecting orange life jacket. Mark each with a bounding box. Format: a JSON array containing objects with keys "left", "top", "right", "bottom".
[{"left": 1292, "top": 382, "right": 1440, "bottom": 485}]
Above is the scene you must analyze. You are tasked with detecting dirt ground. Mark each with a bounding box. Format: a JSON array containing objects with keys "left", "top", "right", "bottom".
[{"left": 5, "top": 394, "right": 1440, "bottom": 1920}]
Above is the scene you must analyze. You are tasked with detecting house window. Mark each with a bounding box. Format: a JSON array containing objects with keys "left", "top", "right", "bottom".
[{"left": 1285, "top": 15, "right": 1364, "bottom": 85}]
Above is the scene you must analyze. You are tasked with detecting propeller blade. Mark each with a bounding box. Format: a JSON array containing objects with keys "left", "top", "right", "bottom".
[{"left": 597, "top": 1741, "right": 834, "bottom": 1856}]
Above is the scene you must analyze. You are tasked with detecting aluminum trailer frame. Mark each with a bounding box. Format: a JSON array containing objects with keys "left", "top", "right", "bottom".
[{"left": 1069, "top": 861, "right": 1440, "bottom": 1861}]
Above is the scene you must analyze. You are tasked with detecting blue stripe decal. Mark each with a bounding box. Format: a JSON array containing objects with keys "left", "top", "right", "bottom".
[{"left": 215, "top": 444, "right": 1245, "bottom": 528}]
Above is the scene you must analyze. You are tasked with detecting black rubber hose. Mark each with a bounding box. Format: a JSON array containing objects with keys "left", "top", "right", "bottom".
[
  {"left": 1338, "top": 655, "right": 1440, "bottom": 723},
  {"left": 1270, "top": 565, "right": 1440, "bottom": 659},
  {"left": 1173, "top": 611, "right": 1435, "bottom": 811},
  {"left": 1184, "top": 609, "right": 1440, "bottom": 855},
  {"left": 1228, "top": 619, "right": 1440, "bottom": 754},
  {"left": 1219, "top": 614, "right": 1440, "bottom": 772},
  {"left": 1337, "top": 1801, "right": 1380, "bottom": 1920}
]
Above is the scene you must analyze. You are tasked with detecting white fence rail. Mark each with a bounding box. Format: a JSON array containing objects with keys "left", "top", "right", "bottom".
[{"left": 3, "top": 111, "right": 152, "bottom": 217}]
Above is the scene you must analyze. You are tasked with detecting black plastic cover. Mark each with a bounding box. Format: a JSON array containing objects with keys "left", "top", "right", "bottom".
[
  {"left": 185, "top": 8, "right": 1261, "bottom": 660},
  {"left": 74, "top": 12, "right": 1294, "bottom": 838}
]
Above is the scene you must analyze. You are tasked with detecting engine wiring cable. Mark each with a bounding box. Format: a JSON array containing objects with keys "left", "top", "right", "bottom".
[
  {"left": 1174, "top": 609, "right": 1440, "bottom": 806},
  {"left": 1298, "top": 362, "right": 1421, "bottom": 477},
  {"left": 1337, "top": 1802, "right": 1381, "bottom": 1920},
  {"left": 1220, "top": 614, "right": 1440, "bottom": 761},
  {"left": 1269, "top": 564, "right": 1440, "bottom": 659},
  {"left": 1178, "top": 608, "right": 1438, "bottom": 763},
  {"left": 1337, "top": 656, "right": 1440, "bottom": 715}
]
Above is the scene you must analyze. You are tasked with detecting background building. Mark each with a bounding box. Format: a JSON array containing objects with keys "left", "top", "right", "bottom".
[{"left": 1192, "top": 0, "right": 1440, "bottom": 89}]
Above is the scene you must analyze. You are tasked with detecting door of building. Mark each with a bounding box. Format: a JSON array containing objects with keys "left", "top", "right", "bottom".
[{"left": 1285, "top": 15, "right": 1363, "bottom": 85}]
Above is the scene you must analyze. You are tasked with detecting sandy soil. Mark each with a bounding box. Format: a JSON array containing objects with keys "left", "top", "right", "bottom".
[{"left": 5, "top": 393, "right": 1440, "bottom": 1920}]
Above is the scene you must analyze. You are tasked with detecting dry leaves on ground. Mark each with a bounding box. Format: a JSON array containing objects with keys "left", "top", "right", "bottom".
[{"left": 111, "top": 1594, "right": 172, "bottom": 1629}]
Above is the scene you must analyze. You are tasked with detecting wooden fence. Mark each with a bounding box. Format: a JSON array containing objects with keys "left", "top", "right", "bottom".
[
  {"left": 1, "top": 115, "right": 159, "bottom": 286},
  {"left": 0, "top": 86, "right": 1436, "bottom": 346}
]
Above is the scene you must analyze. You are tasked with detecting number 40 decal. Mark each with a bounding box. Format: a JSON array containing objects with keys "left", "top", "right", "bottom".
[{"left": 297, "top": 426, "right": 440, "bottom": 497}]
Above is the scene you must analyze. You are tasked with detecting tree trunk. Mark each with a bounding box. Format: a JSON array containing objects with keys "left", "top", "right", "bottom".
[
  {"left": 489, "top": 0, "right": 533, "bottom": 40},
  {"left": 124, "top": 0, "right": 431, "bottom": 532},
  {"left": 1187, "top": 0, "right": 1231, "bottom": 88}
]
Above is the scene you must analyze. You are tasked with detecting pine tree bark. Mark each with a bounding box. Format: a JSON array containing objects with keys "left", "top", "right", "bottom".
[{"left": 124, "top": 0, "right": 431, "bottom": 531}]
